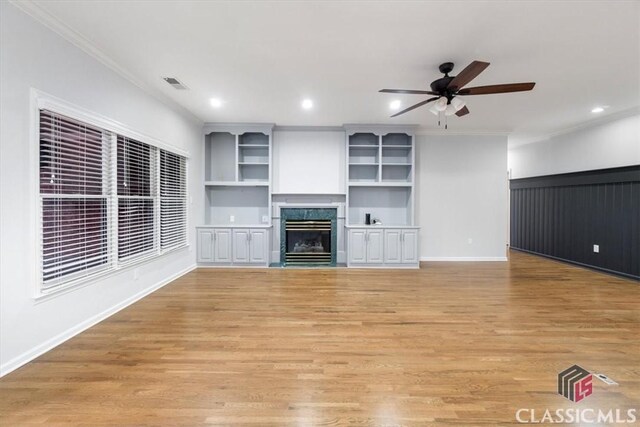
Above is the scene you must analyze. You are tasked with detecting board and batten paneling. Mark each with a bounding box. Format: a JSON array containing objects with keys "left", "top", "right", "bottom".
[{"left": 510, "top": 166, "right": 640, "bottom": 279}]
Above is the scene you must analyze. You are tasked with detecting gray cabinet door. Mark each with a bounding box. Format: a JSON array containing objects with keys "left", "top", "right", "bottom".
[
  {"left": 232, "top": 229, "right": 250, "bottom": 263},
  {"left": 348, "top": 229, "right": 367, "bottom": 264},
  {"left": 401, "top": 229, "right": 418, "bottom": 264},
  {"left": 197, "top": 229, "right": 214, "bottom": 262},
  {"left": 213, "top": 228, "right": 232, "bottom": 263},
  {"left": 384, "top": 229, "right": 402, "bottom": 263},
  {"left": 366, "top": 229, "right": 384, "bottom": 263},
  {"left": 249, "top": 229, "right": 267, "bottom": 264}
]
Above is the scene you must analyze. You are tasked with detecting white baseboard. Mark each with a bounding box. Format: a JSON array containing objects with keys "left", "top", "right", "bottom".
[
  {"left": 0, "top": 263, "right": 197, "bottom": 378},
  {"left": 420, "top": 256, "right": 508, "bottom": 262}
]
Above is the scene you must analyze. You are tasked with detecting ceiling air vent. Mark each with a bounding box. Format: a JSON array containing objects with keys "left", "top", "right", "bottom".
[{"left": 163, "top": 77, "right": 188, "bottom": 90}]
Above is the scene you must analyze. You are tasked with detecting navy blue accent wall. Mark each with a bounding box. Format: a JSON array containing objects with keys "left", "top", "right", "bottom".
[{"left": 510, "top": 166, "right": 640, "bottom": 280}]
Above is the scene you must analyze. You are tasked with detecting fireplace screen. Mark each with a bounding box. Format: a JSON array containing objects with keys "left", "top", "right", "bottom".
[{"left": 285, "top": 219, "right": 332, "bottom": 265}]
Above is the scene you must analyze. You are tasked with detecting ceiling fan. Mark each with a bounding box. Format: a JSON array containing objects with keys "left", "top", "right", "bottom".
[{"left": 380, "top": 60, "right": 535, "bottom": 119}]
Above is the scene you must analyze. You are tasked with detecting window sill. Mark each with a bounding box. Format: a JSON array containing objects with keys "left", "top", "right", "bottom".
[{"left": 34, "top": 244, "right": 189, "bottom": 303}]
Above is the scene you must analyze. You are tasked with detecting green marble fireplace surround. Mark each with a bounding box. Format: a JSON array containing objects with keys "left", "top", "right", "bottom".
[{"left": 280, "top": 208, "right": 337, "bottom": 267}]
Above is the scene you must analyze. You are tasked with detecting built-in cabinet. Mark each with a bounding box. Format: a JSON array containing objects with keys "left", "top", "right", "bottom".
[
  {"left": 344, "top": 125, "right": 420, "bottom": 268},
  {"left": 232, "top": 228, "right": 268, "bottom": 264},
  {"left": 383, "top": 229, "right": 418, "bottom": 264},
  {"left": 198, "top": 124, "right": 274, "bottom": 267},
  {"left": 347, "top": 228, "right": 383, "bottom": 264},
  {"left": 196, "top": 123, "right": 419, "bottom": 268},
  {"left": 347, "top": 226, "right": 419, "bottom": 267},
  {"left": 197, "top": 226, "right": 268, "bottom": 266},
  {"left": 197, "top": 228, "right": 233, "bottom": 263}
]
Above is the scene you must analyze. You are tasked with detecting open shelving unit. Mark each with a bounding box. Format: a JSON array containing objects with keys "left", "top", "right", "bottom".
[
  {"left": 345, "top": 127, "right": 416, "bottom": 226},
  {"left": 203, "top": 125, "right": 274, "bottom": 226},
  {"left": 344, "top": 125, "right": 419, "bottom": 268}
]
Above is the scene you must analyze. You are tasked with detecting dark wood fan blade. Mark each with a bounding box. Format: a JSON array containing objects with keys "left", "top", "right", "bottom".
[
  {"left": 447, "top": 60, "right": 490, "bottom": 90},
  {"left": 390, "top": 97, "right": 439, "bottom": 117},
  {"left": 455, "top": 105, "right": 470, "bottom": 117},
  {"left": 457, "top": 82, "right": 536, "bottom": 95},
  {"left": 380, "top": 89, "right": 438, "bottom": 95}
]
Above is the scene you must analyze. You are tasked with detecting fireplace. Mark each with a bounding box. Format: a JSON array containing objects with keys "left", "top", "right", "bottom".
[{"left": 280, "top": 208, "right": 337, "bottom": 266}]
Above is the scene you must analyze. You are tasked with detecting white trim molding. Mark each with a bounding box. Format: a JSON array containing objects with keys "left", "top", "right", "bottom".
[
  {"left": 420, "top": 256, "right": 508, "bottom": 262},
  {"left": 9, "top": 0, "right": 202, "bottom": 125},
  {"left": 0, "top": 264, "right": 197, "bottom": 378},
  {"left": 32, "top": 88, "right": 190, "bottom": 157},
  {"left": 415, "top": 128, "right": 511, "bottom": 137},
  {"left": 509, "top": 106, "right": 640, "bottom": 147},
  {"left": 30, "top": 89, "right": 191, "bottom": 299}
]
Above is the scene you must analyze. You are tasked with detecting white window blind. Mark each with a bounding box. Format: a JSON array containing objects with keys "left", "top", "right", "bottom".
[
  {"left": 39, "top": 110, "right": 112, "bottom": 288},
  {"left": 38, "top": 108, "right": 188, "bottom": 293},
  {"left": 117, "top": 136, "right": 157, "bottom": 262},
  {"left": 160, "top": 150, "right": 187, "bottom": 251}
]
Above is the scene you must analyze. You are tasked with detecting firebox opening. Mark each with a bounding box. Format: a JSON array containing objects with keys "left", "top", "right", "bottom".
[{"left": 285, "top": 220, "right": 331, "bottom": 265}]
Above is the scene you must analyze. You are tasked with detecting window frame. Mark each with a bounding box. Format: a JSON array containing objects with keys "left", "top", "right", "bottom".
[{"left": 31, "top": 89, "right": 190, "bottom": 300}]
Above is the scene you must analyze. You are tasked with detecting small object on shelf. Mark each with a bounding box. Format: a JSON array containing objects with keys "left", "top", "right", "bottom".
[
  {"left": 372, "top": 218, "right": 382, "bottom": 225},
  {"left": 365, "top": 213, "right": 371, "bottom": 225}
]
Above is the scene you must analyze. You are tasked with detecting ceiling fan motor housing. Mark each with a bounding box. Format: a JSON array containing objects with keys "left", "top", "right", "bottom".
[
  {"left": 430, "top": 77, "right": 455, "bottom": 96},
  {"left": 431, "top": 62, "right": 456, "bottom": 95}
]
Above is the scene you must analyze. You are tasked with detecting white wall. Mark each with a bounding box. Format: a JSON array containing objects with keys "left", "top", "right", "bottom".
[
  {"left": 508, "top": 112, "right": 640, "bottom": 179},
  {"left": 273, "top": 130, "right": 346, "bottom": 194},
  {"left": 0, "top": 3, "right": 203, "bottom": 376},
  {"left": 416, "top": 135, "right": 508, "bottom": 260}
]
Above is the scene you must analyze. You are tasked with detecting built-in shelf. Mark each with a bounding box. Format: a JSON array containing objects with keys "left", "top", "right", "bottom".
[
  {"left": 382, "top": 133, "right": 412, "bottom": 146},
  {"left": 205, "top": 181, "right": 269, "bottom": 187},
  {"left": 347, "top": 182, "right": 412, "bottom": 187},
  {"left": 203, "top": 126, "right": 273, "bottom": 230},
  {"left": 345, "top": 128, "right": 416, "bottom": 227}
]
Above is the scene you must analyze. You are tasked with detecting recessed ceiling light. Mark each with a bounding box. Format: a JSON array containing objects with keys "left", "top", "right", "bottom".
[
  {"left": 210, "top": 98, "right": 223, "bottom": 108},
  {"left": 591, "top": 107, "right": 604, "bottom": 113},
  {"left": 301, "top": 99, "right": 313, "bottom": 110},
  {"left": 389, "top": 100, "right": 401, "bottom": 110}
]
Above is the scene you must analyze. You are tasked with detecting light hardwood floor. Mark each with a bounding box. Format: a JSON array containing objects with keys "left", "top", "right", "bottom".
[{"left": 1, "top": 250, "right": 638, "bottom": 426}]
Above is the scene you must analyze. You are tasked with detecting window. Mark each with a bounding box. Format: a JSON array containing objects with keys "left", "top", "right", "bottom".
[
  {"left": 159, "top": 150, "right": 187, "bottom": 250},
  {"left": 39, "top": 111, "right": 111, "bottom": 288},
  {"left": 117, "top": 136, "right": 156, "bottom": 262},
  {"left": 38, "top": 109, "right": 187, "bottom": 293}
]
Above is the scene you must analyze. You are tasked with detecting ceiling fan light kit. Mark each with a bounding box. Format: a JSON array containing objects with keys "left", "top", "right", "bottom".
[
  {"left": 451, "top": 97, "right": 465, "bottom": 111},
  {"left": 445, "top": 104, "right": 457, "bottom": 117},
  {"left": 434, "top": 97, "right": 448, "bottom": 112},
  {"left": 379, "top": 60, "right": 536, "bottom": 127}
]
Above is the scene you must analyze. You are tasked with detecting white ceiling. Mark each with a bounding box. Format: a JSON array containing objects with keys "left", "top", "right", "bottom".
[{"left": 26, "top": 1, "right": 640, "bottom": 139}]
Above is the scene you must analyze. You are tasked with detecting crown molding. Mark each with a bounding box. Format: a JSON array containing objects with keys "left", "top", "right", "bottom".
[
  {"left": 203, "top": 122, "right": 275, "bottom": 135},
  {"left": 509, "top": 106, "right": 640, "bottom": 148},
  {"left": 273, "top": 125, "right": 345, "bottom": 132},
  {"left": 9, "top": 0, "right": 203, "bottom": 125},
  {"left": 415, "top": 127, "right": 511, "bottom": 136}
]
